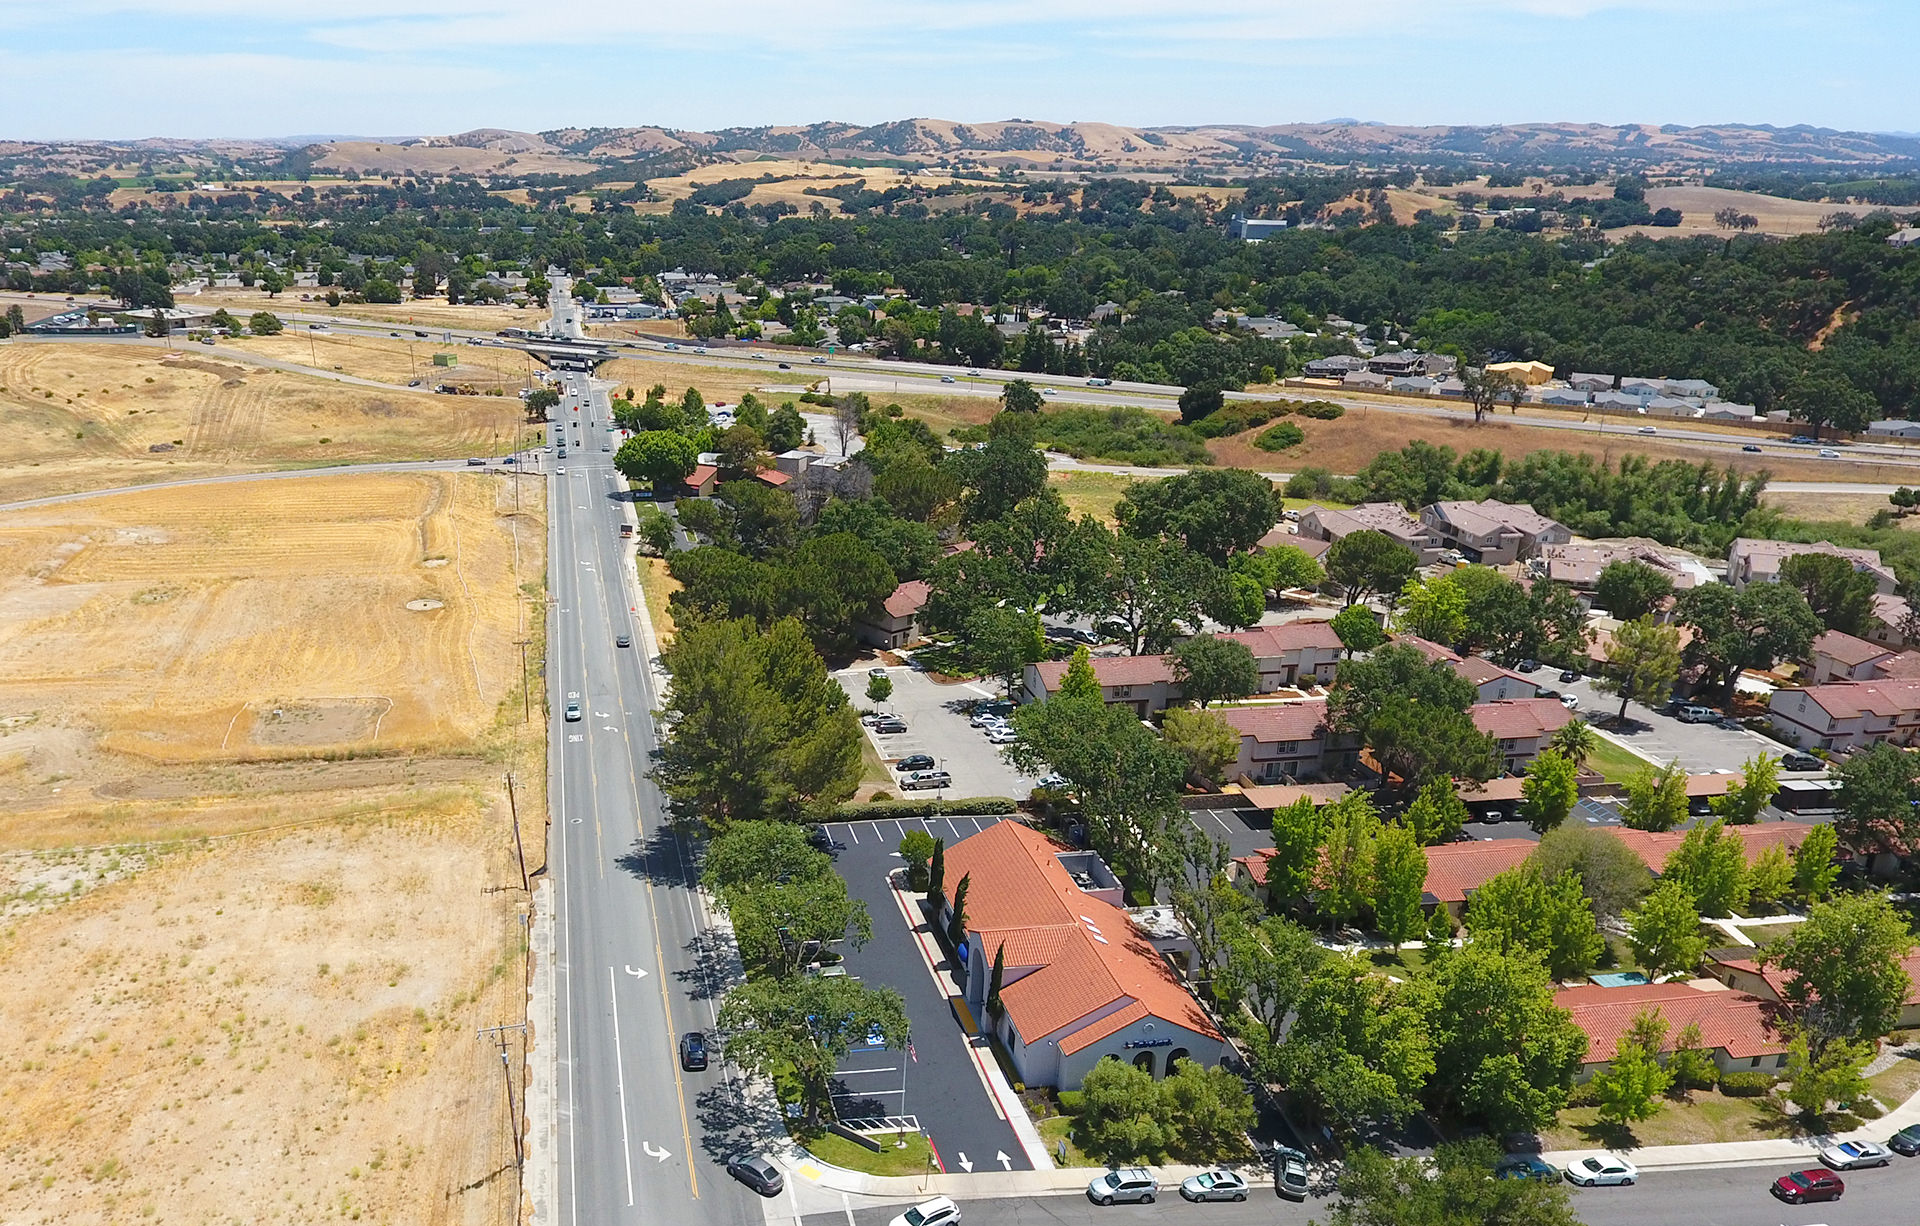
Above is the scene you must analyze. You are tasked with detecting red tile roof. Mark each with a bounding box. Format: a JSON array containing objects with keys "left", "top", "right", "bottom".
[
  {"left": 1391, "top": 634, "right": 1461, "bottom": 664},
  {"left": 882, "top": 579, "right": 930, "bottom": 619},
  {"left": 1421, "top": 839, "right": 1535, "bottom": 904},
  {"left": 1555, "top": 982, "right": 1786, "bottom": 1062},
  {"left": 1875, "top": 651, "right": 1920, "bottom": 679},
  {"left": 753, "top": 468, "right": 792, "bottom": 487},
  {"left": 1218, "top": 621, "right": 1342, "bottom": 657},
  {"left": 1711, "top": 949, "right": 1920, "bottom": 1007},
  {"left": 1604, "top": 822, "right": 1810, "bottom": 873},
  {"left": 942, "top": 822, "right": 1221, "bottom": 1049},
  {"left": 1798, "top": 677, "right": 1920, "bottom": 720},
  {"left": 685, "top": 464, "right": 718, "bottom": 488},
  {"left": 1455, "top": 656, "right": 1532, "bottom": 688},
  {"left": 1470, "top": 698, "right": 1574, "bottom": 741},
  {"left": 1814, "top": 629, "right": 1890, "bottom": 669},
  {"left": 1233, "top": 852, "right": 1271, "bottom": 888},
  {"left": 1029, "top": 654, "right": 1178, "bottom": 693},
  {"left": 1215, "top": 700, "right": 1330, "bottom": 744}
]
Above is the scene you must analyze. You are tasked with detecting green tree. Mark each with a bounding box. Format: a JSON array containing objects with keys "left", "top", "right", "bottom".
[
  {"left": 1783, "top": 1032, "right": 1873, "bottom": 1124},
  {"left": 1078, "top": 1057, "right": 1167, "bottom": 1162},
  {"left": 865, "top": 672, "right": 893, "bottom": 707},
  {"left": 1594, "top": 560, "right": 1676, "bottom": 622},
  {"left": 1371, "top": 824, "right": 1429, "bottom": 948},
  {"left": 1314, "top": 792, "right": 1382, "bottom": 927},
  {"left": 1276, "top": 957, "right": 1435, "bottom": 1134},
  {"left": 1519, "top": 749, "right": 1580, "bottom": 834},
  {"left": 1167, "top": 827, "right": 1248, "bottom": 984},
  {"left": 724, "top": 864, "right": 873, "bottom": 979},
  {"left": 259, "top": 269, "right": 287, "bottom": 297},
  {"left": 1216, "top": 914, "right": 1324, "bottom": 1039},
  {"left": 1403, "top": 776, "right": 1470, "bottom": 846},
  {"left": 966, "top": 604, "right": 1044, "bottom": 696},
  {"left": 946, "top": 873, "right": 970, "bottom": 946},
  {"left": 248, "top": 310, "right": 283, "bottom": 335},
  {"left": 1592, "top": 616, "right": 1681, "bottom": 721},
  {"left": 987, "top": 941, "right": 1007, "bottom": 1020},
  {"left": 1177, "top": 381, "right": 1225, "bottom": 424},
  {"left": 1625, "top": 880, "right": 1709, "bottom": 980},
  {"left": 1666, "top": 1022, "right": 1718, "bottom": 1094},
  {"left": 1663, "top": 819, "right": 1751, "bottom": 918},
  {"left": 926, "top": 838, "right": 945, "bottom": 911},
  {"left": 1327, "top": 642, "right": 1477, "bottom": 739},
  {"left": 1710, "top": 754, "right": 1780, "bottom": 825},
  {"left": 1780, "top": 551, "right": 1880, "bottom": 637},
  {"left": 1330, "top": 604, "right": 1385, "bottom": 658},
  {"left": 1768, "top": 892, "right": 1917, "bottom": 1052},
  {"left": 1322, "top": 1140, "right": 1582, "bottom": 1226},
  {"left": 1161, "top": 707, "right": 1240, "bottom": 784},
  {"left": 1792, "top": 823, "right": 1840, "bottom": 902},
  {"left": 1426, "top": 944, "right": 1588, "bottom": 1132},
  {"left": 898, "top": 828, "right": 937, "bottom": 892},
  {"left": 717, "top": 976, "right": 909, "bottom": 1125},
  {"left": 1746, "top": 843, "right": 1794, "bottom": 911},
  {"left": 1264, "top": 543, "right": 1327, "bottom": 593},
  {"left": 1262, "top": 797, "right": 1324, "bottom": 909},
  {"left": 1056, "top": 645, "right": 1102, "bottom": 701},
  {"left": 1395, "top": 574, "right": 1468, "bottom": 645},
  {"left": 524, "top": 386, "right": 560, "bottom": 420},
  {"left": 1781, "top": 369, "right": 1879, "bottom": 440},
  {"left": 1834, "top": 741, "right": 1920, "bottom": 855},
  {"left": 1590, "top": 1010, "right": 1672, "bottom": 1126},
  {"left": 615, "top": 430, "right": 699, "bottom": 490},
  {"left": 654, "top": 617, "right": 862, "bottom": 825},
  {"left": 1116, "top": 468, "right": 1279, "bottom": 565},
  {"left": 1365, "top": 698, "right": 1500, "bottom": 797},
  {"left": 1547, "top": 719, "right": 1596, "bottom": 771},
  {"left": 999, "top": 378, "right": 1045, "bottom": 414},
  {"left": 1171, "top": 634, "right": 1260, "bottom": 707},
  {"left": 1206, "top": 571, "right": 1267, "bottom": 632},
  {"left": 1161, "top": 1060, "right": 1258, "bottom": 1161},
  {"left": 1326, "top": 530, "right": 1419, "bottom": 607},
  {"left": 702, "top": 821, "right": 826, "bottom": 894},
  {"left": 1620, "top": 759, "right": 1689, "bottom": 832},
  {"left": 1675, "top": 581, "right": 1821, "bottom": 702},
  {"left": 1466, "top": 866, "right": 1604, "bottom": 981},
  {"left": 1532, "top": 824, "right": 1650, "bottom": 919}
]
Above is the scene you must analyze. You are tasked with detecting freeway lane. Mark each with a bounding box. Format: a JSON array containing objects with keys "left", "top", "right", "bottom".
[
  {"left": 806, "top": 1160, "right": 1920, "bottom": 1226},
  {"left": 545, "top": 287, "right": 779, "bottom": 1226}
]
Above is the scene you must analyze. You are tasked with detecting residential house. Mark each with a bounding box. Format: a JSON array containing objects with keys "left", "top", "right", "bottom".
[
  {"left": 1606, "top": 822, "right": 1809, "bottom": 875},
  {"left": 1700, "top": 402, "right": 1759, "bottom": 422},
  {"left": 1591, "top": 390, "right": 1645, "bottom": 413},
  {"left": 1809, "top": 629, "right": 1900, "bottom": 683},
  {"left": 1214, "top": 699, "right": 1357, "bottom": 783},
  {"left": 1420, "top": 499, "right": 1571, "bottom": 565},
  {"left": 1298, "top": 503, "right": 1444, "bottom": 565},
  {"left": 1887, "top": 227, "right": 1920, "bottom": 249},
  {"left": 1341, "top": 370, "right": 1391, "bottom": 390},
  {"left": 1645, "top": 395, "right": 1697, "bottom": 418},
  {"left": 680, "top": 464, "right": 719, "bottom": 498},
  {"left": 1214, "top": 621, "right": 1344, "bottom": 689},
  {"left": 1619, "top": 377, "right": 1666, "bottom": 401},
  {"left": 1470, "top": 698, "right": 1574, "bottom": 769},
  {"left": 1254, "top": 525, "right": 1332, "bottom": 564},
  {"left": 1868, "top": 419, "right": 1920, "bottom": 440},
  {"left": 855, "top": 580, "right": 930, "bottom": 651},
  {"left": 1433, "top": 377, "right": 1467, "bottom": 398},
  {"left": 1486, "top": 360, "right": 1554, "bottom": 385},
  {"left": 1366, "top": 353, "right": 1455, "bottom": 378},
  {"left": 1303, "top": 355, "right": 1366, "bottom": 379},
  {"left": 1708, "top": 949, "right": 1920, "bottom": 1029},
  {"left": 1535, "top": 388, "right": 1589, "bottom": 408},
  {"left": 1557, "top": 982, "right": 1787, "bottom": 1082},
  {"left": 1454, "top": 655, "right": 1542, "bottom": 702},
  {"left": 1767, "top": 678, "right": 1920, "bottom": 752},
  {"left": 1869, "top": 593, "right": 1918, "bottom": 648},
  {"left": 1538, "top": 541, "right": 1713, "bottom": 605},
  {"left": 1420, "top": 839, "right": 1538, "bottom": 919},
  {"left": 1390, "top": 375, "right": 1437, "bottom": 395},
  {"left": 942, "top": 821, "right": 1225, "bottom": 1089},
  {"left": 1568, "top": 372, "right": 1615, "bottom": 393},
  {"left": 1727, "top": 539, "right": 1897, "bottom": 594},
  {"left": 1663, "top": 378, "right": 1721, "bottom": 400},
  {"left": 1021, "top": 654, "right": 1182, "bottom": 716}
]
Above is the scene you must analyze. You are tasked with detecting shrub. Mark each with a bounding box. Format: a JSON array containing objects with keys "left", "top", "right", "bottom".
[
  {"left": 868, "top": 791, "right": 893, "bottom": 802},
  {"left": 831, "top": 797, "right": 1018, "bottom": 821},
  {"left": 1295, "top": 400, "right": 1346, "bottom": 420},
  {"left": 1718, "top": 1070, "right": 1774, "bottom": 1097},
  {"left": 1031, "top": 407, "right": 1210, "bottom": 467},
  {"left": 1254, "top": 421, "right": 1306, "bottom": 451},
  {"left": 1191, "top": 400, "right": 1290, "bottom": 439}
]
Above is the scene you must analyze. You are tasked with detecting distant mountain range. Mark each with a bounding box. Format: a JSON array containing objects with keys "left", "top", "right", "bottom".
[{"left": 7, "top": 120, "right": 1920, "bottom": 178}]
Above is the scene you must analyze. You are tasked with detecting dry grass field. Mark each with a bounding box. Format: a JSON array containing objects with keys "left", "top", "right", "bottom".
[
  {"left": 0, "top": 342, "right": 531, "bottom": 503},
  {"left": 0, "top": 468, "right": 544, "bottom": 1224},
  {"left": 230, "top": 331, "right": 536, "bottom": 392},
  {"left": 635, "top": 159, "right": 1001, "bottom": 214},
  {"left": 190, "top": 288, "right": 551, "bottom": 335}
]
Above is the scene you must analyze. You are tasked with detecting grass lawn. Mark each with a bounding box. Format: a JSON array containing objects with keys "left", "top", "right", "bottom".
[
  {"left": 1736, "top": 922, "right": 1803, "bottom": 949},
  {"left": 1037, "top": 1116, "right": 1099, "bottom": 1167},
  {"left": 800, "top": 1127, "right": 938, "bottom": 1177},
  {"left": 1369, "top": 945, "right": 1433, "bottom": 977},
  {"left": 856, "top": 734, "right": 894, "bottom": 793},
  {"left": 1049, "top": 470, "right": 1135, "bottom": 524},
  {"left": 1546, "top": 1088, "right": 1785, "bottom": 1149},
  {"left": 1583, "top": 734, "right": 1656, "bottom": 784},
  {"left": 1870, "top": 1053, "right": 1920, "bottom": 1109},
  {"left": 1280, "top": 495, "right": 1355, "bottom": 512},
  {"left": 636, "top": 555, "right": 680, "bottom": 643}
]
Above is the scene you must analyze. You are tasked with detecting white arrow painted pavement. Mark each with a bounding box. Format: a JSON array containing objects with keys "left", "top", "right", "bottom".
[
  {"left": 996, "top": 1151, "right": 1012, "bottom": 1170},
  {"left": 641, "top": 1141, "right": 671, "bottom": 1162},
  {"left": 623, "top": 964, "right": 649, "bottom": 980},
  {"left": 955, "top": 1152, "right": 974, "bottom": 1173}
]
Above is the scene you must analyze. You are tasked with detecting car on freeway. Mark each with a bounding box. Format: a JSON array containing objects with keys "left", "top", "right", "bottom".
[
  {"left": 1820, "top": 447, "right": 1841, "bottom": 458},
  {"left": 1890, "top": 1123, "right": 1920, "bottom": 1155},
  {"left": 616, "top": 634, "right": 631, "bottom": 648},
  {"left": 1087, "top": 1168, "right": 1158, "bottom": 1205},
  {"left": 1087, "top": 377, "right": 1113, "bottom": 387},
  {"left": 1495, "top": 1155, "right": 1558, "bottom": 1181},
  {"left": 895, "top": 754, "right": 936, "bottom": 772},
  {"left": 1565, "top": 1154, "right": 1637, "bottom": 1186},
  {"left": 678, "top": 1031, "right": 709, "bottom": 1071},
  {"left": 1274, "top": 1146, "right": 1310, "bottom": 1201},
  {"left": 777, "top": 362, "right": 792, "bottom": 369},
  {"left": 889, "top": 1196, "right": 960, "bottom": 1226},
  {"left": 389, "top": 331, "right": 401, "bottom": 337},
  {"left": 726, "top": 1154, "right": 783, "bottom": 1196},
  {"left": 308, "top": 322, "right": 325, "bottom": 330},
  {"left": 811, "top": 355, "right": 829, "bottom": 364},
  {"left": 1179, "top": 1170, "right": 1249, "bottom": 1202},
  {"left": 1780, "top": 752, "right": 1824, "bottom": 772},
  {"left": 466, "top": 457, "right": 486, "bottom": 466},
  {"left": 940, "top": 374, "right": 956, "bottom": 383},
  {"left": 1041, "top": 386, "right": 1058, "bottom": 396},
  {"left": 408, "top": 378, "right": 422, "bottom": 387},
  {"left": 1790, "top": 434, "right": 1816, "bottom": 444},
  {"left": 1637, "top": 425, "right": 1657, "bottom": 434},
  {"left": 564, "top": 701, "right": 581, "bottom": 722},
  {"left": 900, "top": 770, "right": 953, "bottom": 791},
  {"left": 1819, "top": 1141, "right": 1892, "bottom": 1170},
  {"left": 664, "top": 342, "right": 680, "bottom": 351},
  {"left": 1742, "top": 443, "right": 1763, "bottom": 452},
  {"left": 1772, "top": 1168, "right": 1844, "bottom": 1203},
  {"left": 750, "top": 352, "right": 766, "bottom": 360}
]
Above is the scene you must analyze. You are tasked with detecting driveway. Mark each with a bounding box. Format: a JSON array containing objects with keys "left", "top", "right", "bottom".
[
  {"left": 836, "top": 664, "right": 1045, "bottom": 802},
  {"left": 818, "top": 814, "right": 1036, "bottom": 1172}
]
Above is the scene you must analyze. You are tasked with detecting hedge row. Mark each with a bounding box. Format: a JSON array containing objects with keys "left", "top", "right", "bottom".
[{"left": 831, "top": 797, "right": 1018, "bottom": 821}]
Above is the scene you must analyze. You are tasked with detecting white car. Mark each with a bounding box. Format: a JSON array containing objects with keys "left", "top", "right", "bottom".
[
  {"left": 889, "top": 1197, "right": 960, "bottom": 1226},
  {"left": 1819, "top": 1139, "right": 1892, "bottom": 1169},
  {"left": 1560, "top": 694, "right": 1579, "bottom": 710},
  {"left": 1565, "top": 1154, "right": 1638, "bottom": 1186},
  {"left": 987, "top": 727, "right": 1018, "bottom": 745},
  {"left": 1819, "top": 448, "right": 1841, "bottom": 458},
  {"left": 1637, "top": 425, "right": 1657, "bottom": 435}
]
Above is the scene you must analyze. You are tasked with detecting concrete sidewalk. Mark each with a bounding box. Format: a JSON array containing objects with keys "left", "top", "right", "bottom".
[{"left": 1544, "top": 1079, "right": 1920, "bottom": 1173}]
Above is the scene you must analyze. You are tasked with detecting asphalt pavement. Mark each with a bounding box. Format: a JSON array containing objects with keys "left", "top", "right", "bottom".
[
  {"left": 541, "top": 276, "right": 778, "bottom": 1226},
  {"left": 837, "top": 665, "right": 1043, "bottom": 802}
]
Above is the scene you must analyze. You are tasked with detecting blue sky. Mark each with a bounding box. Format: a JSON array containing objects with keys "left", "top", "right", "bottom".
[{"left": 1, "top": 1, "right": 1911, "bottom": 140}]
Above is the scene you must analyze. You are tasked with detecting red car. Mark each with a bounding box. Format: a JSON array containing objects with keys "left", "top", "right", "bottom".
[{"left": 1772, "top": 1168, "right": 1844, "bottom": 1203}]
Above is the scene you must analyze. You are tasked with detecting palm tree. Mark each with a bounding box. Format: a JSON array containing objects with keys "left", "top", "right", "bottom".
[{"left": 1550, "top": 719, "right": 1596, "bottom": 772}]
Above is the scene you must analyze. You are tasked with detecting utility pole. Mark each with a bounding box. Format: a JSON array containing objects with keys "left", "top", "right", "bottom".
[
  {"left": 505, "top": 769, "right": 529, "bottom": 892},
  {"left": 478, "top": 1023, "right": 528, "bottom": 1207}
]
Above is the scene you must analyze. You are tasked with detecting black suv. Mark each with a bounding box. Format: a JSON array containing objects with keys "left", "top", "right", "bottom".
[{"left": 679, "top": 1031, "right": 709, "bottom": 1071}]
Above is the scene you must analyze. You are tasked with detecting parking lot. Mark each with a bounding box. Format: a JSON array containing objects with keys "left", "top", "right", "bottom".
[
  {"left": 815, "top": 813, "right": 1035, "bottom": 1172},
  {"left": 836, "top": 664, "right": 1045, "bottom": 801},
  {"left": 1548, "top": 675, "right": 1804, "bottom": 775}
]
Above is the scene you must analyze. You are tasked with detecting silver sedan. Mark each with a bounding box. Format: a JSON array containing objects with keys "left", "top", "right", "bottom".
[{"left": 1179, "top": 1170, "right": 1249, "bottom": 1202}]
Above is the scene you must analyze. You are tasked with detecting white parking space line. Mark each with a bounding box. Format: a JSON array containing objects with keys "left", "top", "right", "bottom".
[
  {"left": 845, "top": 824, "right": 860, "bottom": 844},
  {"left": 1202, "top": 809, "right": 1236, "bottom": 834},
  {"left": 835, "top": 1067, "right": 901, "bottom": 1076}
]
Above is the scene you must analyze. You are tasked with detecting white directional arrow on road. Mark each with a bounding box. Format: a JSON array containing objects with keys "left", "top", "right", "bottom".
[
  {"left": 641, "top": 1141, "right": 671, "bottom": 1162},
  {"left": 955, "top": 1152, "right": 974, "bottom": 1173},
  {"left": 623, "top": 965, "right": 649, "bottom": 980},
  {"left": 996, "top": 1151, "right": 1012, "bottom": 1170}
]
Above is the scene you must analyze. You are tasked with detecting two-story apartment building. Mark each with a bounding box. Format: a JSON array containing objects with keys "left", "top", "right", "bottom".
[
  {"left": 1214, "top": 699, "right": 1358, "bottom": 783},
  {"left": 1297, "top": 503, "right": 1444, "bottom": 566},
  {"left": 1727, "top": 539, "right": 1897, "bottom": 594},
  {"left": 1419, "top": 499, "right": 1571, "bottom": 565},
  {"left": 1470, "top": 698, "right": 1575, "bottom": 770},
  {"left": 1021, "top": 623, "right": 1345, "bottom": 713},
  {"left": 1768, "top": 678, "right": 1920, "bottom": 752},
  {"left": 1021, "top": 654, "right": 1182, "bottom": 717},
  {"left": 1215, "top": 621, "right": 1344, "bottom": 689}
]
